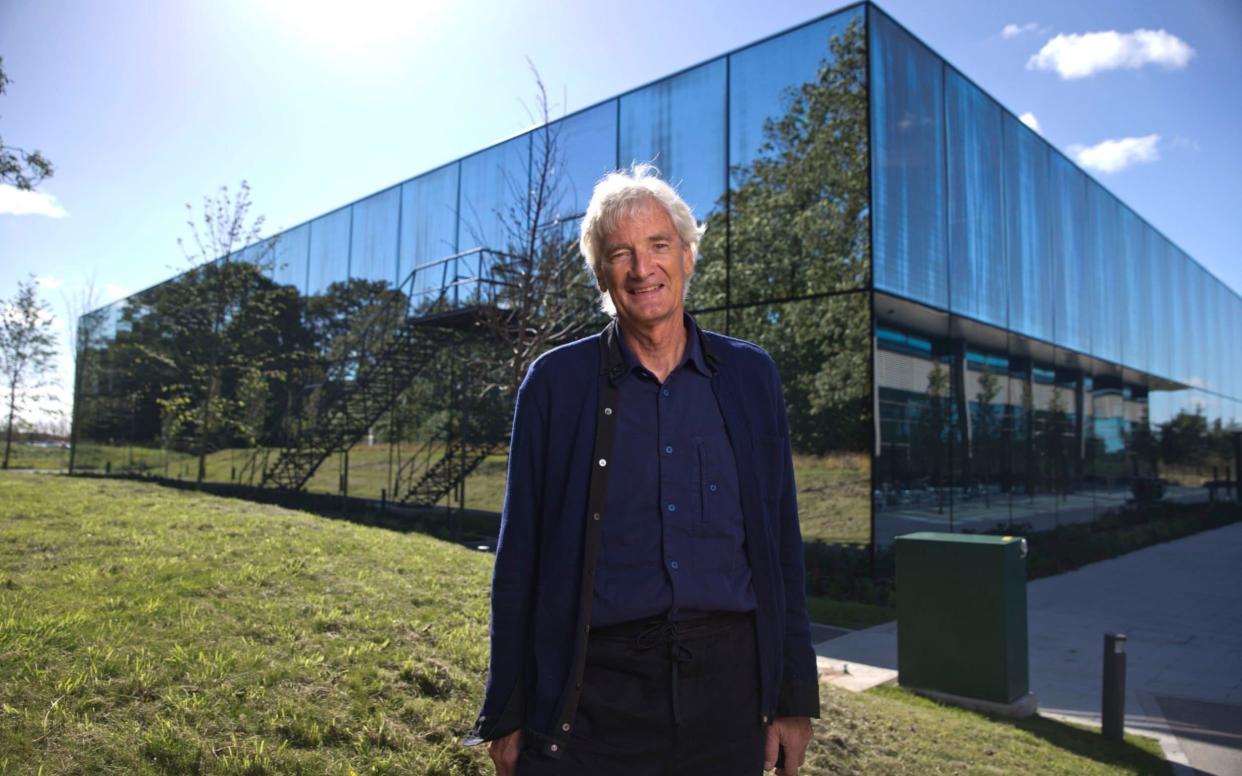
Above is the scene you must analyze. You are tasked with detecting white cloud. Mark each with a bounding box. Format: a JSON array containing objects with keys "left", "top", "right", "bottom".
[
  {"left": 35, "top": 274, "right": 64, "bottom": 290},
  {"left": 1027, "top": 29, "right": 1194, "bottom": 79},
  {"left": 1019, "top": 112, "right": 1042, "bottom": 134},
  {"left": 0, "top": 184, "right": 68, "bottom": 218},
  {"left": 1068, "top": 134, "right": 1160, "bottom": 174},
  {"left": 1003, "top": 22, "right": 1040, "bottom": 39},
  {"left": 104, "top": 283, "right": 130, "bottom": 301}
]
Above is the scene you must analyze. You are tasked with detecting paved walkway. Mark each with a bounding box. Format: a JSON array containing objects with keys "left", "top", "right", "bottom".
[{"left": 814, "top": 522, "right": 1242, "bottom": 775}]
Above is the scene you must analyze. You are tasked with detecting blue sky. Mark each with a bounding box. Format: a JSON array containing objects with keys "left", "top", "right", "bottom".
[{"left": 1, "top": 0, "right": 1238, "bottom": 421}]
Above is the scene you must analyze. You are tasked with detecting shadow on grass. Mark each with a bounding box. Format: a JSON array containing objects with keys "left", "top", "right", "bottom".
[
  {"left": 873, "top": 686, "right": 1172, "bottom": 775},
  {"left": 67, "top": 471, "right": 502, "bottom": 550}
]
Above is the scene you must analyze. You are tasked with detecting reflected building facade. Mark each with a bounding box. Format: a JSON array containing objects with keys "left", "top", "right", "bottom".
[{"left": 72, "top": 3, "right": 1239, "bottom": 555}]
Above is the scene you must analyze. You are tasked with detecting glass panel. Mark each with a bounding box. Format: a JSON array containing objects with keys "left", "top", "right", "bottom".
[
  {"left": 547, "top": 101, "right": 617, "bottom": 222},
  {"left": 619, "top": 58, "right": 727, "bottom": 220},
  {"left": 728, "top": 9, "right": 862, "bottom": 178},
  {"left": 307, "top": 207, "right": 352, "bottom": 296},
  {"left": 874, "top": 297, "right": 955, "bottom": 547},
  {"left": 1118, "top": 206, "right": 1151, "bottom": 375},
  {"left": 945, "top": 69, "right": 1006, "bottom": 328},
  {"left": 715, "top": 9, "right": 868, "bottom": 307},
  {"left": 1085, "top": 179, "right": 1121, "bottom": 366},
  {"left": 1168, "top": 242, "right": 1190, "bottom": 386},
  {"left": 870, "top": 9, "right": 947, "bottom": 311},
  {"left": 1146, "top": 229, "right": 1173, "bottom": 382},
  {"left": 399, "top": 163, "right": 459, "bottom": 308},
  {"left": 459, "top": 134, "right": 531, "bottom": 254},
  {"left": 1048, "top": 153, "right": 1089, "bottom": 355},
  {"left": 349, "top": 186, "right": 401, "bottom": 286},
  {"left": 1184, "top": 259, "right": 1202, "bottom": 391},
  {"left": 730, "top": 293, "right": 871, "bottom": 546},
  {"left": 1002, "top": 112, "right": 1054, "bottom": 345},
  {"left": 271, "top": 223, "right": 310, "bottom": 294}
]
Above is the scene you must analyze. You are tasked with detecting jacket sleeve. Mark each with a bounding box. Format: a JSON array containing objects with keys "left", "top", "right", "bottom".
[
  {"left": 465, "top": 365, "right": 547, "bottom": 744},
  {"left": 770, "top": 361, "right": 821, "bottom": 719}
]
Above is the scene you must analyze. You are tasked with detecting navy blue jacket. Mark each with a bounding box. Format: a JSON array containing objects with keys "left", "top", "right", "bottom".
[{"left": 467, "top": 320, "right": 820, "bottom": 757}]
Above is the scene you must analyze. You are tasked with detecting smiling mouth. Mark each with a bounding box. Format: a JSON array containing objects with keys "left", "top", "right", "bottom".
[{"left": 628, "top": 284, "right": 664, "bottom": 295}]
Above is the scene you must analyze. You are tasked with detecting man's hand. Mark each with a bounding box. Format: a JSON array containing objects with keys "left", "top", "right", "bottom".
[
  {"left": 488, "top": 729, "right": 522, "bottom": 776},
  {"left": 764, "top": 716, "right": 813, "bottom": 774}
]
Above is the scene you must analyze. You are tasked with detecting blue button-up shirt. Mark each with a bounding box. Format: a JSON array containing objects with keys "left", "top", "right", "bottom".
[{"left": 592, "top": 317, "right": 757, "bottom": 627}]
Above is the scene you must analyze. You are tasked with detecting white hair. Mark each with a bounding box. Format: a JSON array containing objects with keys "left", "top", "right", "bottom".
[{"left": 579, "top": 163, "right": 706, "bottom": 316}]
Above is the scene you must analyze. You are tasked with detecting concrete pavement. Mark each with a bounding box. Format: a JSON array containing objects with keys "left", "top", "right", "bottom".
[{"left": 813, "top": 521, "right": 1242, "bottom": 775}]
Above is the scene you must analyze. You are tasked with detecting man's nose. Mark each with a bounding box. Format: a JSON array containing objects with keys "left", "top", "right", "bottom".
[{"left": 628, "top": 248, "right": 656, "bottom": 278}]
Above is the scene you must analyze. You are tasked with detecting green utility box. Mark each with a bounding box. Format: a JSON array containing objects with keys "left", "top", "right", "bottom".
[{"left": 896, "top": 532, "right": 1029, "bottom": 704}]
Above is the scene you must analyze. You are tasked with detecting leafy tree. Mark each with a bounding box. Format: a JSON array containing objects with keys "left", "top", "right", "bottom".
[
  {"left": 1, "top": 278, "right": 59, "bottom": 468},
  {"left": 695, "top": 17, "right": 869, "bottom": 454},
  {"left": 0, "top": 57, "right": 54, "bottom": 190},
  {"left": 160, "top": 182, "right": 290, "bottom": 481}
]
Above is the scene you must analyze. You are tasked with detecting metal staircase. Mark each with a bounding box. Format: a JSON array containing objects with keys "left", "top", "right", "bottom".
[
  {"left": 396, "top": 437, "right": 505, "bottom": 506},
  {"left": 242, "top": 247, "right": 507, "bottom": 493}
]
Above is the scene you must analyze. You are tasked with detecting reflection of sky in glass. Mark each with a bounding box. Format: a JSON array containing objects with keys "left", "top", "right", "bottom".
[
  {"left": 270, "top": 224, "right": 309, "bottom": 294},
  {"left": 1169, "top": 242, "right": 1189, "bottom": 386},
  {"left": 1119, "top": 207, "right": 1151, "bottom": 377},
  {"left": 1003, "top": 113, "right": 1053, "bottom": 346},
  {"left": 548, "top": 102, "right": 617, "bottom": 221},
  {"left": 1049, "top": 154, "right": 1089, "bottom": 355},
  {"left": 620, "top": 59, "right": 726, "bottom": 219},
  {"left": 399, "top": 163, "right": 459, "bottom": 303},
  {"left": 728, "top": 9, "right": 860, "bottom": 184},
  {"left": 459, "top": 135, "right": 530, "bottom": 254},
  {"left": 945, "top": 69, "right": 1005, "bottom": 329},
  {"left": 349, "top": 186, "right": 400, "bottom": 287},
  {"left": 1146, "top": 229, "right": 1173, "bottom": 382},
  {"left": 307, "top": 207, "right": 351, "bottom": 295},
  {"left": 1085, "top": 180, "right": 1121, "bottom": 366},
  {"left": 871, "top": 9, "right": 947, "bottom": 311}
]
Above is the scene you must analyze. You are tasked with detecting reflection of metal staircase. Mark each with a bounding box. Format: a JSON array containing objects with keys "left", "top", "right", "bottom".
[
  {"left": 242, "top": 246, "right": 517, "bottom": 495},
  {"left": 258, "top": 317, "right": 456, "bottom": 491},
  {"left": 399, "top": 438, "right": 505, "bottom": 506}
]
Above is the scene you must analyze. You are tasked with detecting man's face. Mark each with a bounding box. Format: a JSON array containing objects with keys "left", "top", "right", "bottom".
[{"left": 597, "top": 197, "right": 694, "bottom": 332}]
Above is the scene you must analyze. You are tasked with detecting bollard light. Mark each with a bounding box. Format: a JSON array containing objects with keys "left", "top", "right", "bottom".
[{"left": 1102, "top": 633, "right": 1127, "bottom": 741}]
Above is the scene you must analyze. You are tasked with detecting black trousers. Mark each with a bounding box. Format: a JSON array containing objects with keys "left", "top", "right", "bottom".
[{"left": 518, "top": 612, "right": 765, "bottom": 776}]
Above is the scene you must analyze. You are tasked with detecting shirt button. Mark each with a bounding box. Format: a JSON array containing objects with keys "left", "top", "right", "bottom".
[
  {"left": 709, "top": 483, "right": 718, "bottom": 492},
  {"left": 662, "top": 388, "right": 670, "bottom": 397},
  {"left": 670, "top": 560, "right": 679, "bottom": 569},
  {"left": 664, "top": 445, "right": 673, "bottom": 454},
  {"left": 667, "top": 503, "right": 676, "bottom": 512},
  {"left": 598, "top": 458, "right": 607, "bottom": 467}
]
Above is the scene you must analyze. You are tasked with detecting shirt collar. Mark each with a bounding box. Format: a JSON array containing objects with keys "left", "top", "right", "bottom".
[{"left": 614, "top": 314, "right": 712, "bottom": 380}]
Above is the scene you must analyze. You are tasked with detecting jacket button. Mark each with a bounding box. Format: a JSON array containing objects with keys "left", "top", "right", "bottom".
[
  {"left": 593, "top": 513, "right": 601, "bottom": 520},
  {"left": 598, "top": 458, "right": 607, "bottom": 467},
  {"left": 562, "top": 723, "right": 571, "bottom": 732},
  {"left": 604, "top": 407, "right": 613, "bottom": 415},
  {"left": 550, "top": 744, "right": 559, "bottom": 753}
]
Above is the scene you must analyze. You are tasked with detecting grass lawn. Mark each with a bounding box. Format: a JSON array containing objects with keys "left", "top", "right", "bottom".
[
  {"left": 71, "top": 443, "right": 873, "bottom": 546},
  {"left": 0, "top": 472, "right": 1168, "bottom": 774}
]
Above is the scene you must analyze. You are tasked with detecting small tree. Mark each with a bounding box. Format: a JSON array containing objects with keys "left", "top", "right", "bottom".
[
  {"left": 474, "top": 66, "right": 598, "bottom": 404},
  {"left": 1, "top": 278, "right": 59, "bottom": 468},
  {"left": 170, "top": 181, "right": 274, "bottom": 482},
  {"left": 0, "top": 58, "right": 54, "bottom": 190},
  {"left": 62, "top": 273, "right": 101, "bottom": 472}
]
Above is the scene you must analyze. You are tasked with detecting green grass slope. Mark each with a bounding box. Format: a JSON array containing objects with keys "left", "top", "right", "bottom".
[{"left": 0, "top": 473, "right": 1166, "bottom": 775}]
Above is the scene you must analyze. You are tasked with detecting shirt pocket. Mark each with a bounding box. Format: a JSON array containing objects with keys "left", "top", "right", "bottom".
[{"left": 696, "top": 431, "right": 740, "bottom": 539}]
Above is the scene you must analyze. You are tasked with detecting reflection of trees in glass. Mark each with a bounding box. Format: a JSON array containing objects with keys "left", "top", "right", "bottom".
[
  {"left": 971, "top": 366, "right": 1002, "bottom": 503},
  {"left": 697, "top": 16, "right": 868, "bottom": 306},
  {"left": 78, "top": 261, "right": 308, "bottom": 475},
  {"left": 693, "top": 18, "right": 869, "bottom": 455},
  {"left": 1042, "top": 387, "right": 1071, "bottom": 495},
  {"left": 913, "top": 363, "right": 950, "bottom": 490}
]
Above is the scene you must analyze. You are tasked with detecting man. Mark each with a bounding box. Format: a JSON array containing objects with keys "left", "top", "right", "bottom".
[{"left": 467, "top": 164, "right": 819, "bottom": 775}]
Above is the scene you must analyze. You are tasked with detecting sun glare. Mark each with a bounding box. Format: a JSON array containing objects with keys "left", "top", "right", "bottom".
[{"left": 260, "top": 0, "right": 444, "bottom": 60}]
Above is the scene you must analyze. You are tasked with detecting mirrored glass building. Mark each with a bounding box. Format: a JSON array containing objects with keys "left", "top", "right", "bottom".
[{"left": 72, "top": 3, "right": 1240, "bottom": 556}]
